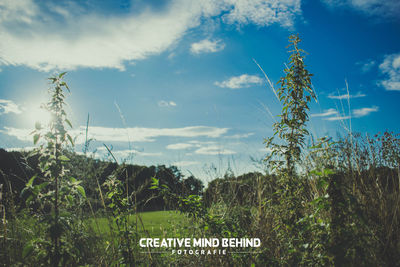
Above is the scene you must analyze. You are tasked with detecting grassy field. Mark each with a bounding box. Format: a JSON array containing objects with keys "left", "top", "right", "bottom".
[{"left": 89, "top": 210, "right": 191, "bottom": 238}]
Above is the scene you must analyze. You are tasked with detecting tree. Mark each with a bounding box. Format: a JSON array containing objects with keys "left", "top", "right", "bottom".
[{"left": 183, "top": 175, "right": 204, "bottom": 196}]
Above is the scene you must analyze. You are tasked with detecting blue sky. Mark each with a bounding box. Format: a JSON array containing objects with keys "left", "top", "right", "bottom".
[{"left": 0, "top": 0, "right": 399, "bottom": 182}]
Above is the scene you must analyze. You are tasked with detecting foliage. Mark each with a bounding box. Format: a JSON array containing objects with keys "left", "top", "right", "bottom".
[
  {"left": 103, "top": 164, "right": 138, "bottom": 265},
  {"left": 150, "top": 177, "right": 206, "bottom": 219},
  {"left": 262, "top": 34, "right": 316, "bottom": 265},
  {"left": 20, "top": 73, "right": 87, "bottom": 266},
  {"left": 265, "top": 34, "right": 315, "bottom": 174}
]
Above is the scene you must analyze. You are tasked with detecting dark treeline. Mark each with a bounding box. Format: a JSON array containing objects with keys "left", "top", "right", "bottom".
[{"left": 0, "top": 148, "right": 203, "bottom": 213}]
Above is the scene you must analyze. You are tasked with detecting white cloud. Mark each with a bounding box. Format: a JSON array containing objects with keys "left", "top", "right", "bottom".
[
  {"left": 222, "top": 0, "right": 301, "bottom": 28},
  {"left": 172, "top": 161, "right": 200, "bottom": 167},
  {"left": 224, "top": 133, "right": 254, "bottom": 139},
  {"left": 166, "top": 140, "right": 218, "bottom": 150},
  {"left": 324, "top": 115, "right": 351, "bottom": 121},
  {"left": 0, "top": 127, "right": 31, "bottom": 142},
  {"left": 78, "top": 147, "right": 162, "bottom": 160},
  {"left": 0, "top": 0, "right": 38, "bottom": 24},
  {"left": 166, "top": 143, "right": 195, "bottom": 150},
  {"left": 0, "top": 0, "right": 301, "bottom": 71},
  {"left": 358, "top": 60, "right": 376, "bottom": 73},
  {"left": 96, "top": 147, "right": 162, "bottom": 158},
  {"left": 311, "top": 106, "right": 378, "bottom": 121},
  {"left": 379, "top": 53, "right": 400, "bottom": 91},
  {"left": 190, "top": 38, "right": 225, "bottom": 54},
  {"left": 166, "top": 140, "right": 236, "bottom": 155},
  {"left": 158, "top": 100, "right": 177, "bottom": 107},
  {"left": 0, "top": 0, "right": 210, "bottom": 71},
  {"left": 311, "top": 108, "right": 338, "bottom": 117},
  {"left": 0, "top": 99, "right": 23, "bottom": 115},
  {"left": 352, "top": 106, "right": 378, "bottom": 117},
  {"left": 75, "top": 125, "right": 228, "bottom": 143},
  {"left": 194, "top": 145, "right": 236, "bottom": 155},
  {"left": 327, "top": 91, "right": 366, "bottom": 100},
  {"left": 1, "top": 125, "right": 230, "bottom": 144},
  {"left": 6, "top": 146, "right": 36, "bottom": 152},
  {"left": 215, "top": 74, "right": 263, "bottom": 89},
  {"left": 188, "top": 140, "right": 217, "bottom": 145},
  {"left": 322, "top": 0, "right": 400, "bottom": 19}
]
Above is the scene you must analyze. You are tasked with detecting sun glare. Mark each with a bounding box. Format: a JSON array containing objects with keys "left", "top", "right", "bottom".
[{"left": 24, "top": 99, "right": 52, "bottom": 129}]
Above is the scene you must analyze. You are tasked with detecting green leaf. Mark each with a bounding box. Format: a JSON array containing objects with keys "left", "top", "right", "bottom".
[
  {"left": 60, "top": 81, "right": 70, "bottom": 91},
  {"left": 150, "top": 177, "right": 159, "bottom": 188},
  {"left": 36, "top": 182, "right": 49, "bottom": 191},
  {"left": 33, "top": 134, "right": 40, "bottom": 145},
  {"left": 323, "top": 168, "right": 335, "bottom": 175},
  {"left": 22, "top": 242, "right": 34, "bottom": 258},
  {"left": 67, "top": 195, "right": 73, "bottom": 204},
  {"left": 59, "top": 72, "right": 67, "bottom": 78},
  {"left": 76, "top": 185, "right": 86, "bottom": 198},
  {"left": 26, "top": 175, "right": 36, "bottom": 187},
  {"left": 310, "top": 170, "right": 322, "bottom": 176},
  {"left": 67, "top": 134, "right": 74, "bottom": 146},
  {"left": 65, "top": 119, "right": 72, "bottom": 128},
  {"left": 59, "top": 155, "right": 70, "bottom": 161}
]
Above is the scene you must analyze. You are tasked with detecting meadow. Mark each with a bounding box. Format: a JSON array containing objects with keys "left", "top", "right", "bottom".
[
  {"left": 87, "top": 211, "right": 190, "bottom": 239},
  {"left": 1, "top": 35, "right": 399, "bottom": 266}
]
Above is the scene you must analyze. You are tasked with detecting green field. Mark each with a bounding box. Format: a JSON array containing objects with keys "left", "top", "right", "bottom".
[{"left": 89, "top": 210, "right": 191, "bottom": 239}]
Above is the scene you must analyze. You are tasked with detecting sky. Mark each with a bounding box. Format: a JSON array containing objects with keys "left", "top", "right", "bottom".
[{"left": 0, "top": 0, "right": 399, "bottom": 182}]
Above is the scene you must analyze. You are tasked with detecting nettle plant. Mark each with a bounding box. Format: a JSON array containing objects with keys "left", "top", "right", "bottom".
[
  {"left": 22, "top": 73, "right": 86, "bottom": 266},
  {"left": 265, "top": 34, "right": 315, "bottom": 174},
  {"left": 264, "top": 34, "right": 316, "bottom": 265}
]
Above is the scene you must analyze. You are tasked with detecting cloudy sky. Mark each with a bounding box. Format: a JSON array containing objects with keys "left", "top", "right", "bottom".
[{"left": 0, "top": 0, "right": 399, "bottom": 182}]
